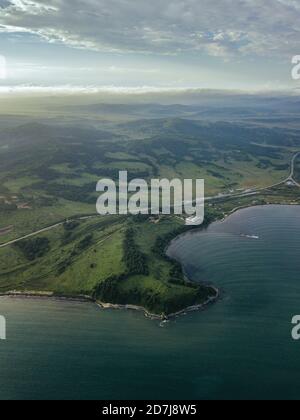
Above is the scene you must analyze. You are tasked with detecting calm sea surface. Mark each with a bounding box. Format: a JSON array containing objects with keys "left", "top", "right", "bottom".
[{"left": 1, "top": 205, "right": 300, "bottom": 400}]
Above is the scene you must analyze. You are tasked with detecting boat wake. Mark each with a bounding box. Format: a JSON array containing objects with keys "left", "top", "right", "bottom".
[{"left": 241, "top": 234, "right": 260, "bottom": 240}]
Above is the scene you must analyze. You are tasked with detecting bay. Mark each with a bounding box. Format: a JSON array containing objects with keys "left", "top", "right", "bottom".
[{"left": 1, "top": 205, "right": 300, "bottom": 400}]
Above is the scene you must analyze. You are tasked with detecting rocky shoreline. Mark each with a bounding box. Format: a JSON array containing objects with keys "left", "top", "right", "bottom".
[
  {"left": 0, "top": 291, "right": 94, "bottom": 303},
  {"left": 0, "top": 287, "right": 219, "bottom": 321},
  {"left": 97, "top": 287, "right": 219, "bottom": 320}
]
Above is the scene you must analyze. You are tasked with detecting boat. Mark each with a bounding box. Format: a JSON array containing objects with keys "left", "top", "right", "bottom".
[{"left": 241, "top": 234, "right": 259, "bottom": 240}]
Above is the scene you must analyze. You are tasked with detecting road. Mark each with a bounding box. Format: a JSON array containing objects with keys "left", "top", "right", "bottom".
[
  {"left": 206, "top": 151, "right": 300, "bottom": 201},
  {"left": 286, "top": 152, "right": 300, "bottom": 187},
  {"left": 0, "top": 215, "right": 99, "bottom": 249},
  {"left": 0, "top": 152, "right": 299, "bottom": 249}
]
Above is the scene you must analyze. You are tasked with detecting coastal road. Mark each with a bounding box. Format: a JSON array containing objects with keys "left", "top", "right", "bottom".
[
  {"left": 263, "top": 151, "right": 300, "bottom": 189},
  {"left": 206, "top": 151, "right": 300, "bottom": 202},
  {"left": 0, "top": 152, "right": 299, "bottom": 249},
  {"left": 286, "top": 152, "right": 300, "bottom": 187}
]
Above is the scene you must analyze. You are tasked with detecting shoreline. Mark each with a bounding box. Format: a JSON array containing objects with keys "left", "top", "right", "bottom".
[
  {"left": 219, "top": 202, "right": 300, "bottom": 223},
  {"left": 0, "top": 291, "right": 95, "bottom": 303},
  {"left": 96, "top": 286, "right": 219, "bottom": 320},
  {"left": 1, "top": 203, "right": 299, "bottom": 320},
  {"left": 4, "top": 202, "right": 292, "bottom": 319},
  {"left": 0, "top": 215, "right": 222, "bottom": 321},
  {"left": 0, "top": 286, "right": 219, "bottom": 321}
]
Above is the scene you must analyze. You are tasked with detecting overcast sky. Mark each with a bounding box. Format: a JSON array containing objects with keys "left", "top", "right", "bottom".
[{"left": 0, "top": 0, "right": 299, "bottom": 92}]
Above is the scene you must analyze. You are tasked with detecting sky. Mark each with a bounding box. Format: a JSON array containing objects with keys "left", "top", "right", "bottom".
[{"left": 0, "top": 0, "right": 299, "bottom": 93}]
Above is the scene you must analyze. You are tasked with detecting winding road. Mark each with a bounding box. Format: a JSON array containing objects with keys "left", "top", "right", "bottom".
[
  {"left": 0, "top": 152, "right": 299, "bottom": 249},
  {"left": 206, "top": 151, "right": 300, "bottom": 201},
  {"left": 286, "top": 152, "right": 300, "bottom": 187}
]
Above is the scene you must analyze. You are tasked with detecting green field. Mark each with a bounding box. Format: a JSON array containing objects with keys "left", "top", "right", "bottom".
[{"left": 0, "top": 212, "right": 217, "bottom": 315}]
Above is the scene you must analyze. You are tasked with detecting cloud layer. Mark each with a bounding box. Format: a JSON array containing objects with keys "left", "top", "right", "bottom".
[{"left": 0, "top": 0, "right": 299, "bottom": 58}]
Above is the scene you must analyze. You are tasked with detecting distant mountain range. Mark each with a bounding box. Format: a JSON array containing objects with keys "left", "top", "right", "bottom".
[{"left": 60, "top": 96, "right": 300, "bottom": 127}]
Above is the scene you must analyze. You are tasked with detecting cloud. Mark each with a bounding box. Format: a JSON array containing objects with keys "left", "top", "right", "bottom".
[
  {"left": 0, "top": 0, "right": 299, "bottom": 58},
  {"left": 0, "top": 84, "right": 220, "bottom": 96},
  {"left": 1, "top": 84, "right": 298, "bottom": 97}
]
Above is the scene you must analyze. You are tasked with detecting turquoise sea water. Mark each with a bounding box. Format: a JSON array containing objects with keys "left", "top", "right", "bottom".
[{"left": 1, "top": 205, "right": 300, "bottom": 400}]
